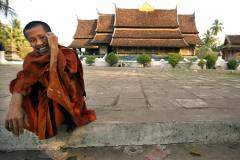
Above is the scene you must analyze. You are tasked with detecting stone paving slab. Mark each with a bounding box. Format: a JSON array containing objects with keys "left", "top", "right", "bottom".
[{"left": 0, "top": 65, "right": 240, "bottom": 150}]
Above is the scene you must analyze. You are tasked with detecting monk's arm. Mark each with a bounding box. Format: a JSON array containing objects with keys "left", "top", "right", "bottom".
[
  {"left": 5, "top": 93, "right": 29, "bottom": 136},
  {"left": 50, "top": 46, "right": 58, "bottom": 69},
  {"left": 45, "top": 32, "right": 59, "bottom": 69}
]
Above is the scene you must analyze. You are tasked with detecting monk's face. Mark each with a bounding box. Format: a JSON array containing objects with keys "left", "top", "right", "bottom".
[{"left": 25, "top": 25, "right": 49, "bottom": 54}]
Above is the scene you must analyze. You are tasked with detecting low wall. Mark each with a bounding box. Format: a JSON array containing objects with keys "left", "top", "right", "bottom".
[
  {"left": 0, "top": 51, "right": 23, "bottom": 65},
  {"left": 82, "top": 57, "right": 240, "bottom": 71}
]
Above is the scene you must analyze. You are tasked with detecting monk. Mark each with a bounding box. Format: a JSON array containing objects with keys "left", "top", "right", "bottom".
[{"left": 5, "top": 21, "right": 96, "bottom": 139}]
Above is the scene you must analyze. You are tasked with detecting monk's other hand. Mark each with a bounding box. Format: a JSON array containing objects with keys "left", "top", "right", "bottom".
[
  {"left": 5, "top": 93, "right": 29, "bottom": 136},
  {"left": 5, "top": 106, "right": 29, "bottom": 136}
]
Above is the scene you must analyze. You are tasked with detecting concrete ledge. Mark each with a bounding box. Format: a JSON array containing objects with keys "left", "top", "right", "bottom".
[{"left": 1, "top": 121, "right": 240, "bottom": 151}]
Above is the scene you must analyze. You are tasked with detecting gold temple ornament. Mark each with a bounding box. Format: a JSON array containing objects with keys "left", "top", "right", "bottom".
[{"left": 139, "top": 2, "right": 155, "bottom": 12}]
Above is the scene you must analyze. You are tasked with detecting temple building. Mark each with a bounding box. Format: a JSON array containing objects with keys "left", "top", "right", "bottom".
[
  {"left": 69, "top": 3, "right": 201, "bottom": 56},
  {"left": 221, "top": 35, "right": 240, "bottom": 60},
  {"left": 91, "top": 13, "right": 115, "bottom": 55},
  {"left": 69, "top": 19, "right": 98, "bottom": 54},
  {"left": 178, "top": 14, "right": 201, "bottom": 56}
]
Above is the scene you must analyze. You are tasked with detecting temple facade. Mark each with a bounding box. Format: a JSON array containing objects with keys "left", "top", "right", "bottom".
[
  {"left": 221, "top": 35, "right": 240, "bottom": 60},
  {"left": 69, "top": 4, "right": 201, "bottom": 56},
  {"left": 69, "top": 19, "right": 98, "bottom": 54}
]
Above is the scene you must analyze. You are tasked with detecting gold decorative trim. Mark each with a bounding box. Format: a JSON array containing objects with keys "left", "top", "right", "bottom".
[{"left": 139, "top": 2, "right": 155, "bottom": 12}]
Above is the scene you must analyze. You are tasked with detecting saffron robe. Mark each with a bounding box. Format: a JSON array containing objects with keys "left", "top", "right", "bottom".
[{"left": 10, "top": 46, "right": 96, "bottom": 139}]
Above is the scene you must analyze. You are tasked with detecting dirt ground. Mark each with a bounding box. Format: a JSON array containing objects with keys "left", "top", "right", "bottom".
[{"left": 0, "top": 143, "right": 239, "bottom": 160}]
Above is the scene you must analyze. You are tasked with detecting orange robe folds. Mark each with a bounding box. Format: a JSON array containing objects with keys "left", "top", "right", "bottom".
[{"left": 10, "top": 46, "right": 96, "bottom": 139}]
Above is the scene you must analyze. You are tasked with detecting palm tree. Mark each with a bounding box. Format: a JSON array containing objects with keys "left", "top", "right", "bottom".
[
  {"left": 11, "top": 19, "right": 25, "bottom": 50},
  {"left": 0, "top": 0, "right": 16, "bottom": 51},
  {"left": 202, "top": 30, "right": 216, "bottom": 47},
  {"left": 3, "top": 19, "right": 25, "bottom": 50},
  {"left": 210, "top": 19, "right": 223, "bottom": 35},
  {"left": 0, "top": 0, "right": 16, "bottom": 17},
  {"left": 2, "top": 18, "right": 31, "bottom": 58}
]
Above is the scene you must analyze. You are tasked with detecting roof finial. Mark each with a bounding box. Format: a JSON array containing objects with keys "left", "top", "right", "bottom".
[
  {"left": 96, "top": 8, "right": 100, "bottom": 15},
  {"left": 176, "top": 2, "right": 180, "bottom": 9},
  {"left": 113, "top": 2, "right": 117, "bottom": 9},
  {"left": 75, "top": 14, "right": 78, "bottom": 19},
  {"left": 139, "top": 1, "right": 155, "bottom": 12}
]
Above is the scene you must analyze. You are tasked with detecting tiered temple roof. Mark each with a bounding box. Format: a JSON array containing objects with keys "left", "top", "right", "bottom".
[
  {"left": 114, "top": 8, "right": 179, "bottom": 28},
  {"left": 178, "top": 14, "right": 201, "bottom": 45},
  {"left": 69, "top": 19, "right": 98, "bottom": 48},
  {"left": 69, "top": 5, "right": 200, "bottom": 51},
  {"left": 92, "top": 13, "right": 114, "bottom": 44},
  {"left": 221, "top": 35, "right": 240, "bottom": 60},
  {"left": 110, "top": 8, "right": 188, "bottom": 47},
  {"left": 222, "top": 35, "right": 240, "bottom": 50}
]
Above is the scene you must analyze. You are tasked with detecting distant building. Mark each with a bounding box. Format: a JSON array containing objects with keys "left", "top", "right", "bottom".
[
  {"left": 69, "top": 19, "right": 98, "bottom": 54},
  {"left": 92, "top": 13, "right": 114, "bottom": 55},
  {"left": 69, "top": 3, "right": 201, "bottom": 56},
  {"left": 221, "top": 35, "right": 240, "bottom": 60}
]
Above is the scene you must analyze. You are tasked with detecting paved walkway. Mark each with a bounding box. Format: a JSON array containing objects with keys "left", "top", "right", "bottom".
[
  {"left": 84, "top": 67, "right": 240, "bottom": 123},
  {"left": 0, "top": 65, "right": 240, "bottom": 150}
]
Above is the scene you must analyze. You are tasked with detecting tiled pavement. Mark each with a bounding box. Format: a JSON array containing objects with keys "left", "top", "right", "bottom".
[{"left": 0, "top": 65, "right": 240, "bottom": 150}]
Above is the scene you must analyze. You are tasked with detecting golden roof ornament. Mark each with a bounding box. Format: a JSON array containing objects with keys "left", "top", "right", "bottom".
[{"left": 139, "top": 2, "right": 155, "bottom": 12}]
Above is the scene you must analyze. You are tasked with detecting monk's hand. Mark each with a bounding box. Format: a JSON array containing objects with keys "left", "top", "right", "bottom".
[
  {"left": 5, "top": 93, "right": 29, "bottom": 136},
  {"left": 46, "top": 32, "right": 59, "bottom": 68},
  {"left": 45, "top": 32, "right": 58, "bottom": 52}
]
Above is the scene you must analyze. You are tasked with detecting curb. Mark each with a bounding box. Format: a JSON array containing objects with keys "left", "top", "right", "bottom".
[{"left": 0, "top": 121, "right": 240, "bottom": 151}]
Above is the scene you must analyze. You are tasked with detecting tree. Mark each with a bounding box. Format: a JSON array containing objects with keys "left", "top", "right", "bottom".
[
  {"left": 210, "top": 19, "right": 224, "bottom": 36},
  {"left": 202, "top": 30, "right": 216, "bottom": 47},
  {"left": 196, "top": 19, "right": 224, "bottom": 57},
  {"left": 0, "top": 19, "right": 32, "bottom": 58},
  {"left": 168, "top": 53, "right": 183, "bottom": 68},
  {"left": 0, "top": 0, "right": 16, "bottom": 17},
  {"left": 105, "top": 52, "right": 119, "bottom": 66},
  {"left": 10, "top": 19, "right": 25, "bottom": 51},
  {"left": 198, "top": 59, "right": 206, "bottom": 69},
  {"left": 2, "top": 19, "right": 24, "bottom": 49},
  {"left": 227, "top": 59, "right": 239, "bottom": 70},
  {"left": 204, "top": 53, "right": 218, "bottom": 69},
  {"left": 137, "top": 54, "right": 151, "bottom": 67},
  {"left": 85, "top": 56, "right": 96, "bottom": 66}
]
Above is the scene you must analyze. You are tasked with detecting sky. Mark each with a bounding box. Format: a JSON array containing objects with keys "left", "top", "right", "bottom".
[{"left": 2, "top": 0, "right": 240, "bottom": 46}]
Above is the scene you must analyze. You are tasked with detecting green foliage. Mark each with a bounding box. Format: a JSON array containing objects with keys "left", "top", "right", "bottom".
[
  {"left": 210, "top": 19, "right": 224, "bottom": 36},
  {"left": 227, "top": 59, "right": 239, "bottom": 70},
  {"left": 85, "top": 56, "right": 96, "bottom": 66},
  {"left": 18, "top": 42, "right": 32, "bottom": 58},
  {"left": 196, "top": 19, "right": 224, "bottom": 55},
  {"left": 0, "top": 21, "right": 7, "bottom": 46},
  {"left": 0, "top": 19, "right": 30, "bottom": 58},
  {"left": 136, "top": 54, "right": 151, "bottom": 67},
  {"left": 105, "top": 52, "right": 119, "bottom": 66},
  {"left": 196, "top": 45, "right": 215, "bottom": 59},
  {"left": 198, "top": 59, "right": 206, "bottom": 69},
  {"left": 168, "top": 53, "right": 183, "bottom": 68},
  {"left": 0, "top": 0, "right": 16, "bottom": 17},
  {"left": 204, "top": 53, "right": 218, "bottom": 69},
  {"left": 202, "top": 30, "right": 217, "bottom": 47}
]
